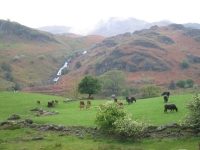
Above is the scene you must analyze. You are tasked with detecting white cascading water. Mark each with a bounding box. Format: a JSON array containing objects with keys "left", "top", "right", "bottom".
[{"left": 53, "top": 51, "right": 87, "bottom": 82}]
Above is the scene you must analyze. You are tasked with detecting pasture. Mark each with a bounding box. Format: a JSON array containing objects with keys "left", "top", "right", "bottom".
[{"left": 0, "top": 91, "right": 199, "bottom": 150}]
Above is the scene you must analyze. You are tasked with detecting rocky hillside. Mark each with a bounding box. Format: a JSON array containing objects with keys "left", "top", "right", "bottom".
[
  {"left": 30, "top": 24, "right": 200, "bottom": 95},
  {"left": 0, "top": 20, "right": 105, "bottom": 91}
]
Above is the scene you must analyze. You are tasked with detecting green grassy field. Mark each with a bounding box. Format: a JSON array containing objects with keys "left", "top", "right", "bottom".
[{"left": 0, "top": 91, "right": 199, "bottom": 150}]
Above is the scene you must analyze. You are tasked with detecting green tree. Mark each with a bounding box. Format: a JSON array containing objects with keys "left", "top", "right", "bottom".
[
  {"left": 139, "top": 85, "right": 161, "bottom": 98},
  {"left": 61, "top": 68, "right": 70, "bottom": 75},
  {"left": 176, "top": 79, "right": 186, "bottom": 88},
  {"left": 186, "top": 78, "right": 194, "bottom": 87},
  {"left": 99, "top": 69, "right": 126, "bottom": 95},
  {"left": 181, "top": 94, "right": 200, "bottom": 128},
  {"left": 1, "top": 61, "right": 12, "bottom": 72},
  {"left": 75, "top": 61, "right": 81, "bottom": 68},
  {"left": 120, "top": 87, "right": 131, "bottom": 97},
  {"left": 78, "top": 76, "right": 101, "bottom": 98},
  {"left": 180, "top": 59, "right": 189, "bottom": 69},
  {"left": 168, "top": 80, "right": 176, "bottom": 90}
]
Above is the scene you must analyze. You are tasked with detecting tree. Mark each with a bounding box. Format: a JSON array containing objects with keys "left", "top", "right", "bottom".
[
  {"left": 138, "top": 85, "right": 161, "bottom": 98},
  {"left": 180, "top": 59, "right": 189, "bottom": 69},
  {"left": 186, "top": 78, "right": 194, "bottom": 87},
  {"left": 99, "top": 69, "right": 126, "bottom": 96},
  {"left": 168, "top": 80, "right": 176, "bottom": 90},
  {"left": 176, "top": 79, "right": 186, "bottom": 88},
  {"left": 75, "top": 61, "right": 81, "bottom": 69},
  {"left": 78, "top": 76, "right": 101, "bottom": 98}
]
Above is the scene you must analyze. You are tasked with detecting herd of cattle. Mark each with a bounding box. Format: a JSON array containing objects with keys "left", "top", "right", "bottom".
[{"left": 36, "top": 91, "right": 178, "bottom": 113}]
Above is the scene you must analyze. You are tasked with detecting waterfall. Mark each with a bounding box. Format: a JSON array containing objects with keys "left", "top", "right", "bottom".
[{"left": 53, "top": 51, "right": 87, "bottom": 82}]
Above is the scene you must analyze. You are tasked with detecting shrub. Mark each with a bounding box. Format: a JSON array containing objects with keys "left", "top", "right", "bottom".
[
  {"left": 12, "top": 55, "right": 20, "bottom": 62},
  {"left": 61, "top": 68, "right": 69, "bottom": 75},
  {"left": 180, "top": 94, "right": 200, "bottom": 128},
  {"left": 95, "top": 102, "right": 149, "bottom": 137},
  {"left": 75, "top": 61, "right": 81, "bottom": 68},
  {"left": 138, "top": 85, "right": 161, "bottom": 98},
  {"left": 113, "top": 114, "right": 149, "bottom": 137},
  {"left": 168, "top": 80, "right": 176, "bottom": 90},
  {"left": 38, "top": 55, "right": 45, "bottom": 60},
  {"left": 180, "top": 59, "right": 189, "bottom": 69},
  {"left": 185, "top": 78, "right": 194, "bottom": 87},
  {"left": 176, "top": 79, "right": 186, "bottom": 88},
  {"left": 95, "top": 102, "right": 127, "bottom": 133}
]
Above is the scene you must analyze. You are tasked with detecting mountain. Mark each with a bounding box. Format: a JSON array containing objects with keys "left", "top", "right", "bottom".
[
  {"left": 2, "top": 19, "right": 200, "bottom": 97},
  {"left": 0, "top": 19, "right": 105, "bottom": 91},
  {"left": 89, "top": 17, "right": 173, "bottom": 37},
  {"left": 36, "top": 17, "right": 200, "bottom": 38},
  {"left": 25, "top": 23, "right": 200, "bottom": 95}
]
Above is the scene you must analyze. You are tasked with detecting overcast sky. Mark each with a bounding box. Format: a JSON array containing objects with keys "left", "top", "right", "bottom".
[{"left": 1, "top": 0, "right": 199, "bottom": 34}]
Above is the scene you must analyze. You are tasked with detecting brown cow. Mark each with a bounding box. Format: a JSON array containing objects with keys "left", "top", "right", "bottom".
[
  {"left": 80, "top": 101, "right": 85, "bottom": 106},
  {"left": 79, "top": 105, "right": 85, "bottom": 110},
  {"left": 118, "top": 102, "right": 124, "bottom": 108},
  {"left": 86, "top": 105, "right": 90, "bottom": 110},
  {"left": 87, "top": 100, "right": 91, "bottom": 105}
]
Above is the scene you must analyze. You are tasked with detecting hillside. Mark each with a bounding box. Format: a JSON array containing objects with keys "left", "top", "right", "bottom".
[
  {"left": 22, "top": 24, "right": 200, "bottom": 95},
  {"left": 0, "top": 20, "right": 105, "bottom": 91},
  {"left": 2, "top": 19, "right": 200, "bottom": 96}
]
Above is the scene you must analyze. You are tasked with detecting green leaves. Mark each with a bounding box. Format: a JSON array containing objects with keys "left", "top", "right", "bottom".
[{"left": 78, "top": 76, "right": 101, "bottom": 98}]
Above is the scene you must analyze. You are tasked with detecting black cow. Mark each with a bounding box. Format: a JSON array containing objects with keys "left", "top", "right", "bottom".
[
  {"left": 47, "top": 102, "right": 53, "bottom": 107},
  {"left": 162, "top": 92, "right": 170, "bottom": 97},
  {"left": 164, "top": 104, "right": 178, "bottom": 113},
  {"left": 126, "top": 96, "right": 136, "bottom": 104},
  {"left": 164, "top": 95, "right": 168, "bottom": 103}
]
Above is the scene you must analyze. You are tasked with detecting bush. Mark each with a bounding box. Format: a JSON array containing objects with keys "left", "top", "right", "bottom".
[
  {"left": 95, "top": 102, "right": 126, "bottom": 133},
  {"left": 61, "top": 68, "right": 69, "bottom": 75},
  {"left": 168, "top": 80, "right": 176, "bottom": 90},
  {"left": 180, "top": 94, "right": 200, "bottom": 128},
  {"left": 95, "top": 102, "right": 149, "bottom": 137},
  {"left": 176, "top": 79, "right": 186, "bottom": 88},
  {"left": 113, "top": 114, "right": 148, "bottom": 137},
  {"left": 12, "top": 55, "right": 20, "bottom": 62},
  {"left": 186, "top": 78, "right": 194, "bottom": 87},
  {"left": 38, "top": 55, "right": 45, "bottom": 60},
  {"left": 180, "top": 60, "right": 189, "bottom": 69},
  {"left": 75, "top": 61, "right": 81, "bottom": 68}
]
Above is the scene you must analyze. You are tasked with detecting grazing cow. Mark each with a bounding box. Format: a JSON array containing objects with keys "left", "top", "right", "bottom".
[
  {"left": 79, "top": 105, "right": 85, "bottom": 110},
  {"left": 164, "top": 95, "right": 168, "bottom": 103},
  {"left": 164, "top": 104, "right": 178, "bottom": 113},
  {"left": 162, "top": 92, "right": 170, "bottom": 97},
  {"left": 86, "top": 105, "right": 90, "bottom": 110},
  {"left": 47, "top": 102, "right": 53, "bottom": 107},
  {"left": 118, "top": 102, "right": 124, "bottom": 108},
  {"left": 80, "top": 100, "right": 85, "bottom": 106},
  {"left": 126, "top": 96, "right": 136, "bottom": 104},
  {"left": 114, "top": 98, "right": 117, "bottom": 102},
  {"left": 87, "top": 100, "right": 91, "bottom": 105},
  {"left": 130, "top": 97, "right": 136, "bottom": 102},
  {"left": 37, "top": 100, "right": 40, "bottom": 105}
]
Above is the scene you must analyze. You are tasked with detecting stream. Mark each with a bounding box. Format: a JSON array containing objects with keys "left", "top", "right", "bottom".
[{"left": 53, "top": 51, "right": 87, "bottom": 82}]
